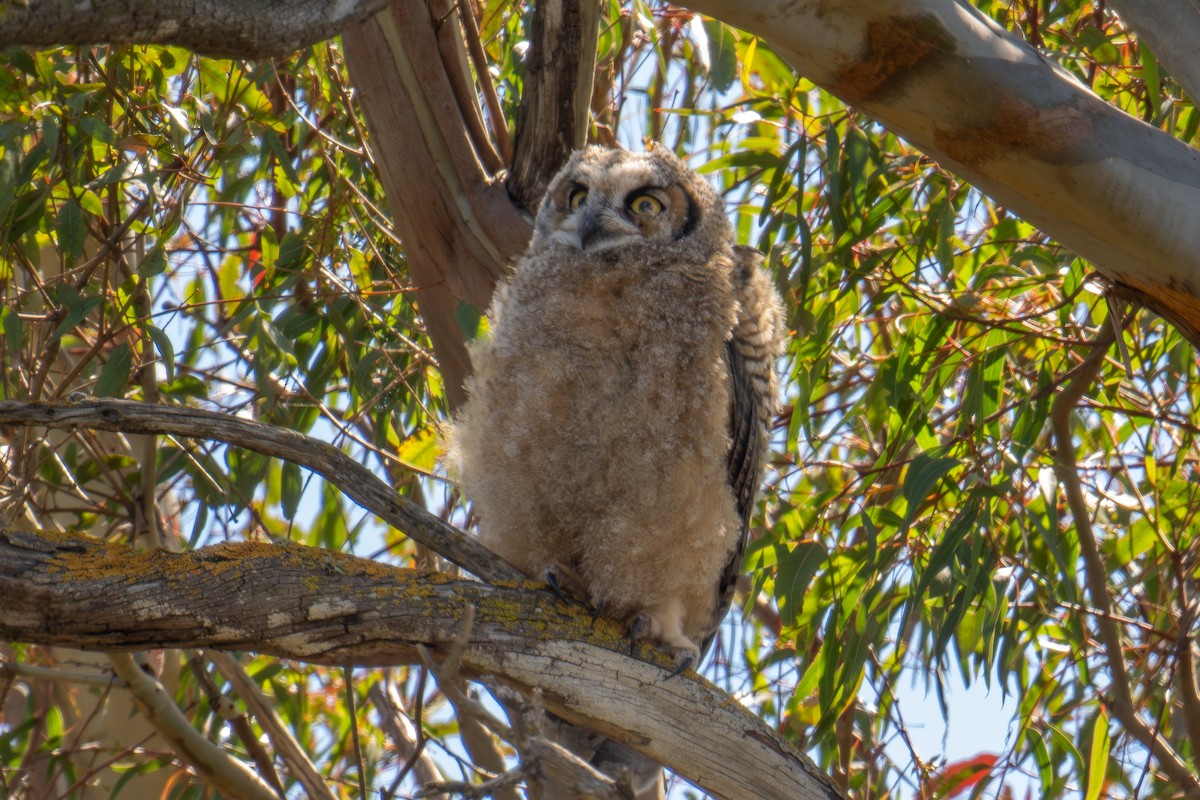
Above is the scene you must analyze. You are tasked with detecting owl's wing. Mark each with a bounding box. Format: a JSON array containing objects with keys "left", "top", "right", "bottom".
[
  {"left": 704, "top": 245, "right": 783, "bottom": 656},
  {"left": 704, "top": 339, "right": 761, "bottom": 654}
]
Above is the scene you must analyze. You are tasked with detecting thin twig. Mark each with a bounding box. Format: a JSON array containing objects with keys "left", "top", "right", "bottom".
[
  {"left": 1050, "top": 321, "right": 1200, "bottom": 796},
  {"left": 345, "top": 666, "right": 369, "bottom": 800},
  {"left": 185, "top": 651, "right": 286, "bottom": 797},
  {"left": 372, "top": 671, "right": 442, "bottom": 797},
  {"left": 108, "top": 652, "right": 280, "bottom": 800},
  {"left": 0, "top": 399, "right": 523, "bottom": 584},
  {"left": 207, "top": 651, "right": 338, "bottom": 800}
]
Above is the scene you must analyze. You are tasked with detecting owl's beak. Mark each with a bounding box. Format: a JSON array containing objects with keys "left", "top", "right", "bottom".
[
  {"left": 578, "top": 207, "right": 632, "bottom": 253},
  {"left": 577, "top": 209, "right": 602, "bottom": 251}
]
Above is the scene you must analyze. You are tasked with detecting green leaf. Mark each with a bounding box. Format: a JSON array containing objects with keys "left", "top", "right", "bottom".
[
  {"left": 56, "top": 196, "right": 85, "bottom": 260},
  {"left": 229, "top": 448, "right": 270, "bottom": 503},
  {"left": 1085, "top": 709, "right": 1109, "bottom": 800},
  {"left": 398, "top": 427, "right": 438, "bottom": 473},
  {"left": 77, "top": 115, "right": 116, "bottom": 143},
  {"left": 280, "top": 461, "right": 303, "bottom": 520},
  {"left": 901, "top": 451, "right": 959, "bottom": 531},
  {"left": 160, "top": 373, "right": 209, "bottom": 400},
  {"left": 50, "top": 284, "right": 103, "bottom": 343},
  {"left": 775, "top": 541, "right": 827, "bottom": 627},
  {"left": 455, "top": 301, "right": 486, "bottom": 341},
  {"left": 902, "top": 497, "right": 980, "bottom": 635},
  {"left": 139, "top": 244, "right": 168, "bottom": 278},
  {"left": 94, "top": 342, "right": 132, "bottom": 397},
  {"left": 703, "top": 19, "right": 739, "bottom": 93},
  {"left": 146, "top": 324, "right": 176, "bottom": 382},
  {"left": 2, "top": 306, "right": 22, "bottom": 363}
]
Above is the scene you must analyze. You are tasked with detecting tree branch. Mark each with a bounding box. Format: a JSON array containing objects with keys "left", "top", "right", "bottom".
[
  {"left": 686, "top": 0, "right": 1200, "bottom": 345},
  {"left": 1106, "top": 0, "right": 1200, "bottom": 108},
  {"left": 0, "top": 0, "right": 395, "bottom": 57},
  {"left": 107, "top": 652, "right": 282, "bottom": 800},
  {"left": 0, "top": 398, "right": 522, "bottom": 584},
  {"left": 505, "top": 0, "right": 602, "bottom": 212},
  {"left": 342, "top": 1, "right": 532, "bottom": 407},
  {"left": 0, "top": 528, "right": 843, "bottom": 800},
  {"left": 206, "top": 651, "right": 338, "bottom": 800},
  {"left": 1050, "top": 326, "right": 1200, "bottom": 797}
]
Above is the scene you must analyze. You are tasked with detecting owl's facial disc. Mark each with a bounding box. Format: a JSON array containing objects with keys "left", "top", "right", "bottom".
[{"left": 562, "top": 185, "right": 672, "bottom": 254}]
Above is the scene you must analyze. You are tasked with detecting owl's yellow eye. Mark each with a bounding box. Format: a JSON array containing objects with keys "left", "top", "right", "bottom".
[
  {"left": 567, "top": 188, "right": 588, "bottom": 210},
  {"left": 628, "top": 193, "right": 663, "bottom": 216}
]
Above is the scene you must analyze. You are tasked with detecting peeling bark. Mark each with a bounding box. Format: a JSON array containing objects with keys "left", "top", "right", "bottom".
[
  {"left": 506, "top": 0, "right": 602, "bottom": 212},
  {"left": 0, "top": 528, "right": 843, "bottom": 800}
]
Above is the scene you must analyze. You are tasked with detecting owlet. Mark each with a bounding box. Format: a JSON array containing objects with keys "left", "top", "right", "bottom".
[{"left": 451, "top": 144, "right": 784, "bottom": 670}]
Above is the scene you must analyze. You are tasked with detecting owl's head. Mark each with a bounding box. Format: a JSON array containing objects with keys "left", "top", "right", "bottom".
[{"left": 530, "top": 145, "right": 731, "bottom": 258}]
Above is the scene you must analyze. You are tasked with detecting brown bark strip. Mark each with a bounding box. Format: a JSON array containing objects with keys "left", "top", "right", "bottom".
[
  {"left": 505, "top": 0, "right": 602, "bottom": 212},
  {"left": 0, "top": 398, "right": 522, "bottom": 584}
]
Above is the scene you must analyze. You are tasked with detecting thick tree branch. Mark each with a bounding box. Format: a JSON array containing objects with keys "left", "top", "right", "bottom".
[
  {"left": 505, "top": 0, "right": 602, "bottom": 212},
  {"left": 0, "top": 0, "right": 394, "bottom": 57},
  {"left": 0, "top": 529, "right": 842, "bottom": 800},
  {"left": 1050, "top": 327, "right": 1200, "bottom": 797},
  {"left": 0, "top": 398, "right": 522, "bottom": 584},
  {"left": 687, "top": 0, "right": 1200, "bottom": 345},
  {"left": 342, "top": 2, "right": 532, "bottom": 407},
  {"left": 1106, "top": 1, "right": 1200, "bottom": 108}
]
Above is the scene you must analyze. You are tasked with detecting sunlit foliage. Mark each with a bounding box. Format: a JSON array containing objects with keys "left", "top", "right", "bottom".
[{"left": 2, "top": 1, "right": 1198, "bottom": 798}]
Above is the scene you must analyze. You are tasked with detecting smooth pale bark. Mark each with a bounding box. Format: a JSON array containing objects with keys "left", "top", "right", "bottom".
[
  {"left": 1106, "top": 0, "right": 1200, "bottom": 107},
  {"left": 0, "top": 0, "right": 393, "bottom": 57},
  {"left": 687, "top": 0, "right": 1200, "bottom": 344},
  {"left": 0, "top": 529, "right": 843, "bottom": 800}
]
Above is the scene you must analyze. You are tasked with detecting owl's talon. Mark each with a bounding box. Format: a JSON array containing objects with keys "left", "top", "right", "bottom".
[
  {"left": 628, "top": 610, "right": 700, "bottom": 673},
  {"left": 543, "top": 563, "right": 589, "bottom": 606},
  {"left": 590, "top": 598, "right": 607, "bottom": 628},
  {"left": 664, "top": 651, "right": 696, "bottom": 680},
  {"left": 629, "top": 611, "right": 651, "bottom": 655},
  {"left": 544, "top": 568, "right": 567, "bottom": 601}
]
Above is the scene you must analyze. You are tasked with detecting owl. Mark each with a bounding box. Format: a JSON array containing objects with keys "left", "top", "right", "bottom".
[{"left": 452, "top": 144, "right": 783, "bottom": 668}]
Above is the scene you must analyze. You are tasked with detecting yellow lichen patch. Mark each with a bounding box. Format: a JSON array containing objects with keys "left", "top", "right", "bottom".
[
  {"left": 46, "top": 534, "right": 157, "bottom": 582},
  {"left": 832, "top": 15, "right": 953, "bottom": 103}
]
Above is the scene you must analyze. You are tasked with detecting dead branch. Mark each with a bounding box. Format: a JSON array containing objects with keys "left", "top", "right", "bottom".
[{"left": 0, "top": 528, "right": 841, "bottom": 800}]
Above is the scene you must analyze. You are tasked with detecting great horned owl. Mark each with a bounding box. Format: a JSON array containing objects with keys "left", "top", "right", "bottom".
[{"left": 453, "top": 145, "right": 783, "bottom": 670}]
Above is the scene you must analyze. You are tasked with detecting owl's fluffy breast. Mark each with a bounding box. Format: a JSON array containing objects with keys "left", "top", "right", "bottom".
[{"left": 452, "top": 245, "right": 744, "bottom": 643}]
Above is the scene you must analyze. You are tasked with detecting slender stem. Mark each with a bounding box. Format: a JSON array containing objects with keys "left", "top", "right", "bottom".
[
  {"left": 1050, "top": 323, "right": 1200, "bottom": 796},
  {"left": 0, "top": 398, "right": 523, "bottom": 584}
]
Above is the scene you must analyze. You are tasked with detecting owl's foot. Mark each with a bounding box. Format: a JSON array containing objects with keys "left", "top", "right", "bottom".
[
  {"left": 628, "top": 609, "right": 701, "bottom": 678},
  {"left": 544, "top": 563, "right": 592, "bottom": 606}
]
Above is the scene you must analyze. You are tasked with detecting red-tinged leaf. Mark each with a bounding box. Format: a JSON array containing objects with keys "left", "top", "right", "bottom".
[{"left": 929, "top": 752, "right": 998, "bottom": 799}]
